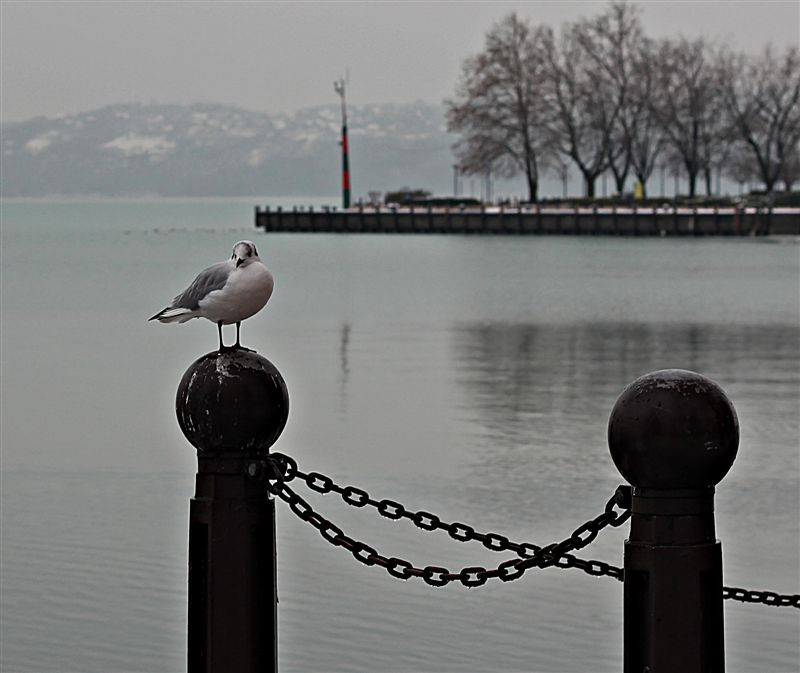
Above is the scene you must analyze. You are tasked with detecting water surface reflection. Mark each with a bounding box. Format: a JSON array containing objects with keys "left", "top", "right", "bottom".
[{"left": 450, "top": 321, "right": 800, "bottom": 526}]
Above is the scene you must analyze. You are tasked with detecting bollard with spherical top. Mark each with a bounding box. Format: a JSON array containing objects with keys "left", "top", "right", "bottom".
[
  {"left": 609, "top": 368, "right": 738, "bottom": 490},
  {"left": 608, "top": 369, "right": 738, "bottom": 673},
  {"left": 177, "top": 349, "right": 289, "bottom": 456},
  {"left": 178, "top": 348, "right": 288, "bottom": 673}
]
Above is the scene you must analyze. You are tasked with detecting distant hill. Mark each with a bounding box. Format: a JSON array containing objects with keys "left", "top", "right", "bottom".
[{"left": 0, "top": 101, "right": 459, "bottom": 198}]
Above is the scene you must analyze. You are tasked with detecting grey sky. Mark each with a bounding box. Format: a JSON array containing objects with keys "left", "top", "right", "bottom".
[{"left": 2, "top": 1, "right": 798, "bottom": 122}]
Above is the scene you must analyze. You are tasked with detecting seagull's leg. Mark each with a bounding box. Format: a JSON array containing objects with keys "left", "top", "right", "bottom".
[
  {"left": 217, "top": 321, "right": 224, "bottom": 352},
  {"left": 234, "top": 322, "right": 253, "bottom": 352}
]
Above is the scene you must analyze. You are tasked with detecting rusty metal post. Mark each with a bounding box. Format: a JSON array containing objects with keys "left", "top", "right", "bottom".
[
  {"left": 608, "top": 369, "right": 739, "bottom": 673},
  {"left": 177, "top": 349, "right": 289, "bottom": 673}
]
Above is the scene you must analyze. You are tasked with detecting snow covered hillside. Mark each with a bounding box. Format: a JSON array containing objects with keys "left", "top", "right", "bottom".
[{"left": 1, "top": 102, "right": 456, "bottom": 198}]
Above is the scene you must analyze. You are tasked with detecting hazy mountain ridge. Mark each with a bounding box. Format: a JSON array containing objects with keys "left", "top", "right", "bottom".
[{"left": 1, "top": 102, "right": 456, "bottom": 197}]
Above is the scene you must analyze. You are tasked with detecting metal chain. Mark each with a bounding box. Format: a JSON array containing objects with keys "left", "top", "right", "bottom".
[
  {"left": 266, "top": 478, "right": 627, "bottom": 587},
  {"left": 723, "top": 586, "right": 800, "bottom": 608},
  {"left": 253, "top": 454, "right": 800, "bottom": 607},
  {"left": 262, "top": 452, "right": 630, "bottom": 580},
  {"left": 255, "top": 453, "right": 629, "bottom": 587}
]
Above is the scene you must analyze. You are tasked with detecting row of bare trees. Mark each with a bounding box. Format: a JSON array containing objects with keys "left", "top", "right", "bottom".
[{"left": 445, "top": 3, "right": 800, "bottom": 201}]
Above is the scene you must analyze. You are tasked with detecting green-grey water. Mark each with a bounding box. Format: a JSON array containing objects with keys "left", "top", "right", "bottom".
[{"left": 1, "top": 199, "right": 798, "bottom": 672}]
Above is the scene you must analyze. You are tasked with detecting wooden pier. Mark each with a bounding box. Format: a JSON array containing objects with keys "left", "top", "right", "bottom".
[{"left": 255, "top": 204, "right": 800, "bottom": 236}]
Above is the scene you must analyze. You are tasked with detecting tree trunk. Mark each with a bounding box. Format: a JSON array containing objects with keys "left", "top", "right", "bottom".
[
  {"left": 704, "top": 168, "right": 713, "bottom": 196},
  {"left": 687, "top": 167, "right": 698, "bottom": 197},
  {"left": 609, "top": 144, "right": 631, "bottom": 195},
  {"left": 614, "top": 174, "right": 627, "bottom": 195},
  {"left": 584, "top": 172, "right": 596, "bottom": 198},
  {"left": 636, "top": 174, "right": 648, "bottom": 199},
  {"left": 752, "top": 146, "right": 778, "bottom": 195},
  {"left": 527, "top": 174, "right": 539, "bottom": 202}
]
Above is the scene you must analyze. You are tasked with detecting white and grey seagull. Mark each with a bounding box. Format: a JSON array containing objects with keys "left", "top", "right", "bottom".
[{"left": 149, "top": 240, "right": 274, "bottom": 351}]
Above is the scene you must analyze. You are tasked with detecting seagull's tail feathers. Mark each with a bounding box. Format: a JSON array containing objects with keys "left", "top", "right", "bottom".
[{"left": 148, "top": 306, "right": 197, "bottom": 324}]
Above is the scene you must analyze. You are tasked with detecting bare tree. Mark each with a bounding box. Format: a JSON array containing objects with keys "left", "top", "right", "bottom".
[
  {"left": 448, "top": 6, "right": 794, "bottom": 202},
  {"left": 446, "top": 14, "right": 552, "bottom": 202},
  {"left": 719, "top": 45, "right": 800, "bottom": 193},
  {"left": 572, "top": 2, "right": 644, "bottom": 194},
  {"left": 627, "top": 38, "right": 666, "bottom": 197},
  {"left": 650, "top": 37, "right": 723, "bottom": 197},
  {"left": 543, "top": 23, "right": 619, "bottom": 197}
]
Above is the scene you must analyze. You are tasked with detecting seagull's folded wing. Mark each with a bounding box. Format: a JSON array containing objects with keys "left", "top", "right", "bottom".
[{"left": 172, "top": 261, "right": 232, "bottom": 310}]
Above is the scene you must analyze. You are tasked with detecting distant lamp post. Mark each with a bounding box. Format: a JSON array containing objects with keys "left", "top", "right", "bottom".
[{"left": 334, "top": 76, "right": 351, "bottom": 209}]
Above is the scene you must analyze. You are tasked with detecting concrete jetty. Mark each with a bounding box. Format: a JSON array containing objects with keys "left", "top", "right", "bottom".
[{"left": 255, "top": 204, "right": 800, "bottom": 236}]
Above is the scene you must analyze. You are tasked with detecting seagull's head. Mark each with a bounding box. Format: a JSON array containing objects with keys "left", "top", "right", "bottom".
[{"left": 231, "top": 240, "right": 259, "bottom": 268}]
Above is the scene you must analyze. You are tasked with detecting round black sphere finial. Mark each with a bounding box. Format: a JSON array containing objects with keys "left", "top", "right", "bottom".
[
  {"left": 608, "top": 369, "right": 738, "bottom": 489},
  {"left": 176, "top": 350, "right": 289, "bottom": 455}
]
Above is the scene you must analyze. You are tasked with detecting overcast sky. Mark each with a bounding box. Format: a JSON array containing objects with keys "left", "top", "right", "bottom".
[{"left": 2, "top": 1, "right": 798, "bottom": 122}]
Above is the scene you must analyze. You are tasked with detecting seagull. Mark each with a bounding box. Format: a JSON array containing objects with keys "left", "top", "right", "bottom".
[{"left": 149, "top": 240, "right": 274, "bottom": 351}]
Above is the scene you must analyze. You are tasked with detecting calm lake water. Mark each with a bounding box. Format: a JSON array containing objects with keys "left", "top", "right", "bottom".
[{"left": 1, "top": 199, "right": 799, "bottom": 673}]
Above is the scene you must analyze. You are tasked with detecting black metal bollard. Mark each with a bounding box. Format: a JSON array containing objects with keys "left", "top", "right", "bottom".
[
  {"left": 177, "top": 349, "right": 289, "bottom": 673},
  {"left": 608, "top": 369, "right": 739, "bottom": 673}
]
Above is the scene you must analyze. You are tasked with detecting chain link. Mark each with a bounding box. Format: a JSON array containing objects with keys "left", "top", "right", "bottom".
[{"left": 256, "top": 453, "right": 800, "bottom": 607}]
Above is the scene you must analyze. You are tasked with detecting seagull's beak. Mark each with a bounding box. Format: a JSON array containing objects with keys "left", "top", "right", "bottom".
[{"left": 236, "top": 257, "right": 245, "bottom": 268}]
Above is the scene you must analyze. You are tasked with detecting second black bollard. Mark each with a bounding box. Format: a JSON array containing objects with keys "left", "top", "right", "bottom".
[{"left": 609, "top": 369, "right": 739, "bottom": 673}]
